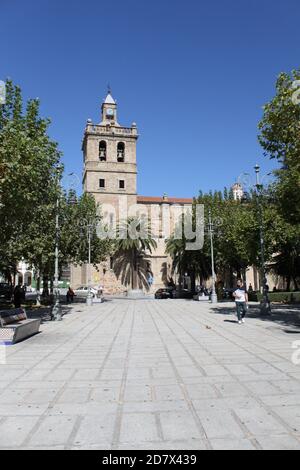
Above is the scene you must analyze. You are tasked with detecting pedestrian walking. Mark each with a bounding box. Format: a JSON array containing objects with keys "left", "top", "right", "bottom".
[{"left": 233, "top": 279, "right": 248, "bottom": 324}]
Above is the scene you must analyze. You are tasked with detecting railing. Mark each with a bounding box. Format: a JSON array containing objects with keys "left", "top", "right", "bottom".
[{"left": 85, "top": 124, "right": 137, "bottom": 136}]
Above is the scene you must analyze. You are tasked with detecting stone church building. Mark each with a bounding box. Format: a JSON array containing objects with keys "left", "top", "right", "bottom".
[
  {"left": 71, "top": 91, "right": 193, "bottom": 294},
  {"left": 70, "top": 90, "right": 283, "bottom": 295}
]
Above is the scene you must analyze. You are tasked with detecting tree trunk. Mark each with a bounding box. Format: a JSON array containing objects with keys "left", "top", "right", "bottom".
[
  {"left": 131, "top": 250, "right": 138, "bottom": 290},
  {"left": 229, "top": 268, "right": 234, "bottom": 289},
  {"left": 36, "top": 275, "right": 41, "bottom": 307},
  {"left": 292, "top": 276, "right": 298, "bottom": 292},
  {"left": 42, "top": 276, "right": 49, "bottom": 297},
  {"left": 178, "top": 271, "right": 183, "bottom": 290},
  {"left": 190, "top": 271, "right": 196, "bottom": 294},
  {"left": 286, "top": 276, "right": 291, "bottom": 292},
  {"left": 242, "top": 268, "right": 247, "bottom": 288}
]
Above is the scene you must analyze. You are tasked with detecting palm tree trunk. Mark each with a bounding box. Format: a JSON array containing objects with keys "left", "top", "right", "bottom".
[
  {"left": 131, "top": 249, "right": 138, "bottom": 290},
  {"left": 131, "top": 250, "right": 134, "bottom": 290}
]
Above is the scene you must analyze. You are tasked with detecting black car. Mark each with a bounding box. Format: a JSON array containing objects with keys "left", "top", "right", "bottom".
[
  {"left": 0, "top": 283, "right": 13, "bottom": 302},
  {"left": 222, "top": 288, "right": 235, "bottom": 300},
  {"left": 155, "top": 288, "right": 174, "bottom": 299},
  {"left": 172, "top": 289, "right": 194, "bottom": 299}
]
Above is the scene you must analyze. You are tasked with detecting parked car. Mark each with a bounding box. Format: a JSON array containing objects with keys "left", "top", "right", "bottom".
[
  {"left": 194, "top": 292, "right": 211, "bottom": 301},
  {"left": 154, "top": 288, "right": 174, "bottom": 299},
  {"left": 222, "top": 288, "right": 235, "bottom": 300},
  {"left": 25, "top": 290, "right": 38, "bottom": 301},
  {"left": 74, "top": 286, "right": 98, "bottom": 298},
  {"left": 0, "top": 283, "right": 13, "bottom": 302},
  {"left": 172, "top": 289, "right": 194, "bottom": 299}
]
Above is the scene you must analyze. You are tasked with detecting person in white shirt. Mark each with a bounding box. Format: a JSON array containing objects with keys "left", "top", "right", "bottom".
[{"left": 233, "top": 279, "right": 248, "bottom": 324}]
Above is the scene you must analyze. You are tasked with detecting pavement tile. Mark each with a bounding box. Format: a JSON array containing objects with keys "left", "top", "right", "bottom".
[
  {"left": 196, "top": 409, "right": 245, "bottom": 439},
  {"left": 160, "top": 411, "right": 203, "bottom": 441},
  {"left": 256, "top": 434, "right": 300, "bottom": 450},
  {"left": 210, "top": 438, "right": 257, "bottom": 450},
  {"left": 0, "top": 416, "right": 40, "bottom": 448},
  {"left": 28, "top": 416, "right": 77, "bottom": 447},
  {"left": 235, "top": 407, "right": 288, "bottom": 436},
  {"left": 120, "top": 413, "right": 160, "bottom": 443},
  {"left": 72, "top": 415, "right": 116, "bottom": 447},
  {"left": 1, "top": 299, "right": 299, "bottom": 450}
]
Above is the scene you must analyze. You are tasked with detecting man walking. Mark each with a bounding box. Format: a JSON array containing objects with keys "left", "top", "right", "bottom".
[{"left": 233, "top": 280, "right": 248, "bottom": 324}]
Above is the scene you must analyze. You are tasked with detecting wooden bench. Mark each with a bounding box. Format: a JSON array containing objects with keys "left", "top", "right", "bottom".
[{"left": 0, "top": 309, "right": 41, "bottom": 345}]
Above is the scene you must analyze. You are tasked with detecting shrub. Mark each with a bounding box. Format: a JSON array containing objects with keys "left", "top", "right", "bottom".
[{"left": 256, "top": 292, "right": 300, "bottom": 304}]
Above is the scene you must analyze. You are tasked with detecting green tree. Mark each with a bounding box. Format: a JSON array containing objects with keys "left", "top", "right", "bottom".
[
  {"left": 166, "top": 234, "right": 211, "bottom": 292},
  {"left": 0, "top": 80, "right": 61, "bottom": 281},
  {"left": 258, "top": 69, "right": 300, "bottom": 223},
  {"left": 0, "top": 80, "right": 113, "bottom": 290},
  {"left": 166, "top": 189, "right": 277, "bottom": 292},
  {"left": 258, "top": 69, "right": 300, "bottom": 288}
]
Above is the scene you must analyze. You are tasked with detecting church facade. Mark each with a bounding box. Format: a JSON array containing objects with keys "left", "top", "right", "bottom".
[
  {"left": 70, "top": 90, "right": 285, "bottom": 295},
  {"left": 71, "top": 91, "right": 193, "bottom": 294}
]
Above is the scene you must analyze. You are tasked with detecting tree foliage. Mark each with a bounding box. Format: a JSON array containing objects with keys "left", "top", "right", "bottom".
[
  {"left": 0, "top": 80, "right": 112, "bottom": 286},
  {"left": 114, "top": 217, "right": 157, "bottom": 290},
  {"left": 258, "top": 69, "right": 300, "bottom": 288}
]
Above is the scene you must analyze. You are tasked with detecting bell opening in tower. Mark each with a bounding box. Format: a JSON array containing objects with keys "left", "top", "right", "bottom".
[
  {"left": 99, "top": 141, "right": 107, "bottom": 162},
  {"left": 117, "top": 142, "right": 125, "bottom": 162}
]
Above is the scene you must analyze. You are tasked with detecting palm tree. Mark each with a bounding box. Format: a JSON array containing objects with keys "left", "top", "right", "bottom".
[
  {"left": 114, "top": 217, "right": 157, "bottom": 291},
  {"left": 166, "top": 234, "right": 211, "bottom": 292}
]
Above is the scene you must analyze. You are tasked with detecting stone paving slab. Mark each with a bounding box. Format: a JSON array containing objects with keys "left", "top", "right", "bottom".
[{"left": 0, "top": 299, "right": 299, "bottom": 450}]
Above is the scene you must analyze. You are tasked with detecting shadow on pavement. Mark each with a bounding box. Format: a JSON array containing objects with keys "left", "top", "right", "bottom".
[
  {"left": 25, "top": 305, "right": 76, "bottom": 324},
  {"left": 211, "top": 303, "right": 300, "bottom": 331}
]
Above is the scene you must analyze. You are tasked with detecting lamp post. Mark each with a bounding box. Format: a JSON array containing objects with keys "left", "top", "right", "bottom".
[
  {"left": 79, "top": 219, "right": 95, "bottom": 307},
  {"left": 254, "top": 165, "right": 271, "bottom": 316},
  {"left": 208, "top": 210, "right": 218, "bottom": 304},
  {"left": 86, "top": 223, "right": 93, "bottom": 307},
  {"left": 51, "top": 165, "right": 64, "bottom": 321}
]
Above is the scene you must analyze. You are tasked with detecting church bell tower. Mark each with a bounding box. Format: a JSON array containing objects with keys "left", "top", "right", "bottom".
[{"left": 82, "top": 89, "right": 139, "bottom": 213}]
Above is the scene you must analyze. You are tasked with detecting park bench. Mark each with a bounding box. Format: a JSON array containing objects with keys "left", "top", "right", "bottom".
[{"left": 0, "top": 308, "right": 41, "bottom": 345}]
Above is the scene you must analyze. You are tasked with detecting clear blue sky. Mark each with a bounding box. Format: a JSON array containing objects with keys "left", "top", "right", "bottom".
[{"left": 1, "top": 0, "right": 299, "bottom": 197}]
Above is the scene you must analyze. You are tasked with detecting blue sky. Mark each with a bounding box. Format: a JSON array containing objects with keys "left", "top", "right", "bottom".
[{"left": 1, "top": 0, "right": 299, "bottom": 197}]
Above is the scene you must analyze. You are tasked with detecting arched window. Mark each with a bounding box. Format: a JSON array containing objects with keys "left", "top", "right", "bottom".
[
  {"left": 99, "top": 141, "right": 107, "bottom": 161},
  {"left": 117, "top": 142, "right": 125, "bottom": 162}
]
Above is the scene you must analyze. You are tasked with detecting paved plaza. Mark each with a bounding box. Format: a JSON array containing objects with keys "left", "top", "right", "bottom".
[{"left": 0, "top": 299, "right": 300, "bottom": 450}]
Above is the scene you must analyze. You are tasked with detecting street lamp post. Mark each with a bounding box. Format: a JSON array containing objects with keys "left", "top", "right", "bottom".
[
  {"left": 86, "top": 223, "right": 93, "bottom": 307},
  {"left": 51, "top": 166, "right": 64, "bottom": 321},
  {"left": 208, "top": 210, "right": 218, "bottom": 304},
  {"left": 79, "top": 219, "right": 95, "bottom": 307},
  {"left": 254, "top": 165, "right": 271, "bottom": 316}
]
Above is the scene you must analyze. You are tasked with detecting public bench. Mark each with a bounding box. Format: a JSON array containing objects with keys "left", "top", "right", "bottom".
[{"left": 0, "top": 308, "right": 41, "bottom": 345}]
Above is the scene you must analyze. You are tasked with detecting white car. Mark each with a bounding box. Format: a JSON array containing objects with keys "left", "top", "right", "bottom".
[{"left": 74, "top": 286, "right": 98, "bottom": 298}]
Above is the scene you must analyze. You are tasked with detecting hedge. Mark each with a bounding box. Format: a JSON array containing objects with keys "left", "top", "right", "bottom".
[{"left": 248, "top": 292, "right": 300, "bottom": 303}]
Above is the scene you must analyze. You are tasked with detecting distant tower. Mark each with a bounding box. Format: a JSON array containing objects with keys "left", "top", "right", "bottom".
[
  {"left": 232, "top": 183, "right": 244, "bottom": 201},
  {"left": 82, "top": 90, "right": 139, "bottom": 212}
]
